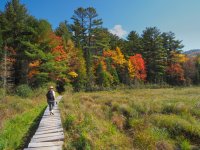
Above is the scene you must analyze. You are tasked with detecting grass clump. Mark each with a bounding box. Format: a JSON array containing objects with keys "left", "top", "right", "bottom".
[{"left": 151, "top": 114, "right": 200, "bottom": 144}]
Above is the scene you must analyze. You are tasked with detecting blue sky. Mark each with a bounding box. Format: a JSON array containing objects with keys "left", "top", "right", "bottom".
[{"left": 0, "top": 0, "right": 200, "bottom": 51}]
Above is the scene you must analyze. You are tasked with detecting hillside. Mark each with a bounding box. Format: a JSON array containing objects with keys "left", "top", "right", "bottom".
[{"left": 184, "top": 49, "right": 200, "bottom": 56}]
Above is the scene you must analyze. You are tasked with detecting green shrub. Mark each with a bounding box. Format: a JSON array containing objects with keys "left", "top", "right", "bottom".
[{"left": 15, "top": 84, "right": 33, "bottom": 98}]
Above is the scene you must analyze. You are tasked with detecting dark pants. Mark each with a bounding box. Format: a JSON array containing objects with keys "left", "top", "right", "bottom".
[{"left": 48, "top": 101, "right": 54, "bottom": 111}]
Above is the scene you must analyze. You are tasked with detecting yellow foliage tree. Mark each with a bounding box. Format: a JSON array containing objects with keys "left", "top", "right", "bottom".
[
  {"left": 171, "top": 51, "right": 188, "bottom": 64},
  {"left": 112, "top": 47, "right": 126, "bottom": 66},
  {"left": 128, "top": 59, "right": 135, "bottom": 79}
]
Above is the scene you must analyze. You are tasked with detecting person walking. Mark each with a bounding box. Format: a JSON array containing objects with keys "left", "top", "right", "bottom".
[{"left": 46, "top": 86, "right": 56, "bottom": 115}]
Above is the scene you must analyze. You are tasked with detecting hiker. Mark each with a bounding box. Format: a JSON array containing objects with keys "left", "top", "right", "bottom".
[{"left": 46, "top": 86, "right": 56, "bottom": 115}]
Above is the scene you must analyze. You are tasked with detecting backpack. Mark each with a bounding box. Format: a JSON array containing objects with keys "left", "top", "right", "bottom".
[{"left": 46, "top": 90, "right": 54, "bottom": 100}]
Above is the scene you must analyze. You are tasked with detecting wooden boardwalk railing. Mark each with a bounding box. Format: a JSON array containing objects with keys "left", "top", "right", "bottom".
[{"left": 24, "top": 96, "right": 64, "bottom": 150}]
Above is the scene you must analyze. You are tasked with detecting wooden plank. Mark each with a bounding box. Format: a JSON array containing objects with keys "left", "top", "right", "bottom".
[
  {"left": 37, "top": 127, "right": 63, "bottom": 132},
  {"left": 24, "top": 145, "right": 62, "bottom": 150},
  {"left": 37, "top": 125, "right": 62, "bottom": 129},
  {"left": 35, "top": 129, "right": 63, "bottom": 135},
  {"left": 33, "top": 132, "right": 64, "bottom": 139},
  {"left": 31, "top": 135, "right": 64, "bottom": 142},
  {"left": 28, "top": 141, "right": 63, "bottom": 148}
]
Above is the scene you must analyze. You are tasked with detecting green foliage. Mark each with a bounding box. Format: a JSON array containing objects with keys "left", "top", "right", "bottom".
[
  {"left": 96, "top": 62, "right": 112, "bottom": 87},
  {"left": 15, "top": 84, "right": 33, "bottom": 98},
  {"left": 141, "top": 27, "right": 167, "bottom": 83},
  {"left": 125, "top": 31, "right": 142, "bottom": 56}
]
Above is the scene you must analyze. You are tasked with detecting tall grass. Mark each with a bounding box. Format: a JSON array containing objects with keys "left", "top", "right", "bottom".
[
  {"left": 0, "top": 88, "right": 47, "bottom": 150},
  {"left": 0, "top": 104, "right": 46, "bottom": 150},
  {"left": 60, "top": 87, "right": 200, "bottom": 149}
]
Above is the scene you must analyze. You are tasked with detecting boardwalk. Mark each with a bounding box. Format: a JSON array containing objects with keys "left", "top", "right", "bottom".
[{"left": 24, "top": 96, "right": 64, "bottom": 150}]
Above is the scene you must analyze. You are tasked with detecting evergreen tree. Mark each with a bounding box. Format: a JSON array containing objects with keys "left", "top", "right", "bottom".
[
  {"left": 96, "top": 62, "right": 111, "bottom": 87},
  {"left": 55, "top": 21, "right": 71, "bottom": 44},
  {"left": 161, "top": 31, "right": 183, "bottom": 65},
  {"left": 0, "top": 0, "right": 38, "bottom": 85},
  {"left": 109, "top": 33, "right": 126, "bottom": 51},
  {"left": 70, "top": 7, "right": 103, "bottom": 90},
  {"left": 125, "top": 31, "right": 142, "bottom": 56},
  {"left": 141, "top": 27, "right": 167, "bottom": 83},
  {"left": 70, "top": 7, "right": 87, "bottom": 48},
  {"left": 92, "top": 28, "right": 111, "bottom": 55}
]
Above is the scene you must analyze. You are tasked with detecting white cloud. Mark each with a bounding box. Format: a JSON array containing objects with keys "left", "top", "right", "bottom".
[{"left": 109, "top": 25, "right": 127, "bottom": 38}]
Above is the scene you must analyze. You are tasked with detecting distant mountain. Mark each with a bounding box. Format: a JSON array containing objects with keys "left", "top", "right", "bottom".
[{"left": 183, "top": 49, "right": 200, "bottom": 56}]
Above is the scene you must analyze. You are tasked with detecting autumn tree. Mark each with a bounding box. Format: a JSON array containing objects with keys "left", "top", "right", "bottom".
[
  {"left": 128, "top": 54, "right": 146, "bottom": 81},
  {"left": 183, "top": 57, "right": 198, "bottom": 85},
  {"left": 166, "top": 63, "right": 185, "bottom": 85}
]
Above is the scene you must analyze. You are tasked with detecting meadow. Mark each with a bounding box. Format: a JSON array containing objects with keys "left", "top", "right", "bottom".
[{"left": 60, "top": 87, "right": 200, "bottom": 150}]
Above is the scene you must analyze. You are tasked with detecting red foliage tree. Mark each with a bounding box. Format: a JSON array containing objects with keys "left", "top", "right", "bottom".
[
  {"left": 50, "top": 33, "right": 67, "bottom": 61},
  {"left": 166, "top": 63, "right": 185, "bottom": 85},
  {"left": 129, "top": 54, "right": 146, "bottom": 81}
]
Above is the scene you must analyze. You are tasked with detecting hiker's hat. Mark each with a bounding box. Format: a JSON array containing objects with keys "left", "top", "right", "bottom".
[{"left": 49, "top": 86, "right": 54, "bottom": 89}]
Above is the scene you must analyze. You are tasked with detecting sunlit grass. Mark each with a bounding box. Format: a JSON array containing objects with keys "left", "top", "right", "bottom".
[
  {"left": 0, "top": 88, "right": 47, "bottom": 150},
  {"left": 60, "top": 87, "right": 200, "bottom": 149}
]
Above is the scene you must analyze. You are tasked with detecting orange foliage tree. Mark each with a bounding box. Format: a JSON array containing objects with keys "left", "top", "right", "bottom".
[
  {"left": 166, "top": 63, "right": 185, "bottom": 85},
  {"left": 128, "top": 54, "right": 146, "bottom": 81}
]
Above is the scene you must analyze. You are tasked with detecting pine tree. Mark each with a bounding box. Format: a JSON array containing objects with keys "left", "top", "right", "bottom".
[
  {"left": 70, "top": 7, "right": 87, "bottom": 48},
  {"left": 161, "top": 31, "right": 183, "bottom": 65},
  {"left": 92, "top": 28, "right": 111, "bottom": 55},
  {"left": 70, "top": 7, "right": 103, "bottom": 90},
  {"left": 141, "top": 27, "right": 167, "bottom": 83},
  {"left": 55, "top": 21, "right": 71, "bottom": 46},
  {"left": 125, "top": 31, "right": 142, "bottom": 56},
  {"left": 0, "top": 0, "right": 38, "bottom": 85}
]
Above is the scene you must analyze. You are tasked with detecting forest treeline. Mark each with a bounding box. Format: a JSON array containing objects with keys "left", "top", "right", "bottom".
[{"left": 0, "top": 0, "right": 200, "bottom": 92}]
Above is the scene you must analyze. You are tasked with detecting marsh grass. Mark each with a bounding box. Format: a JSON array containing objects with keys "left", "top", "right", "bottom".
[
  {"left": 60, "top": 87, "right": 200, "bottom": 149},
  {"left": 0, "top": 88, "right": 47, "bottom": 150}
]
